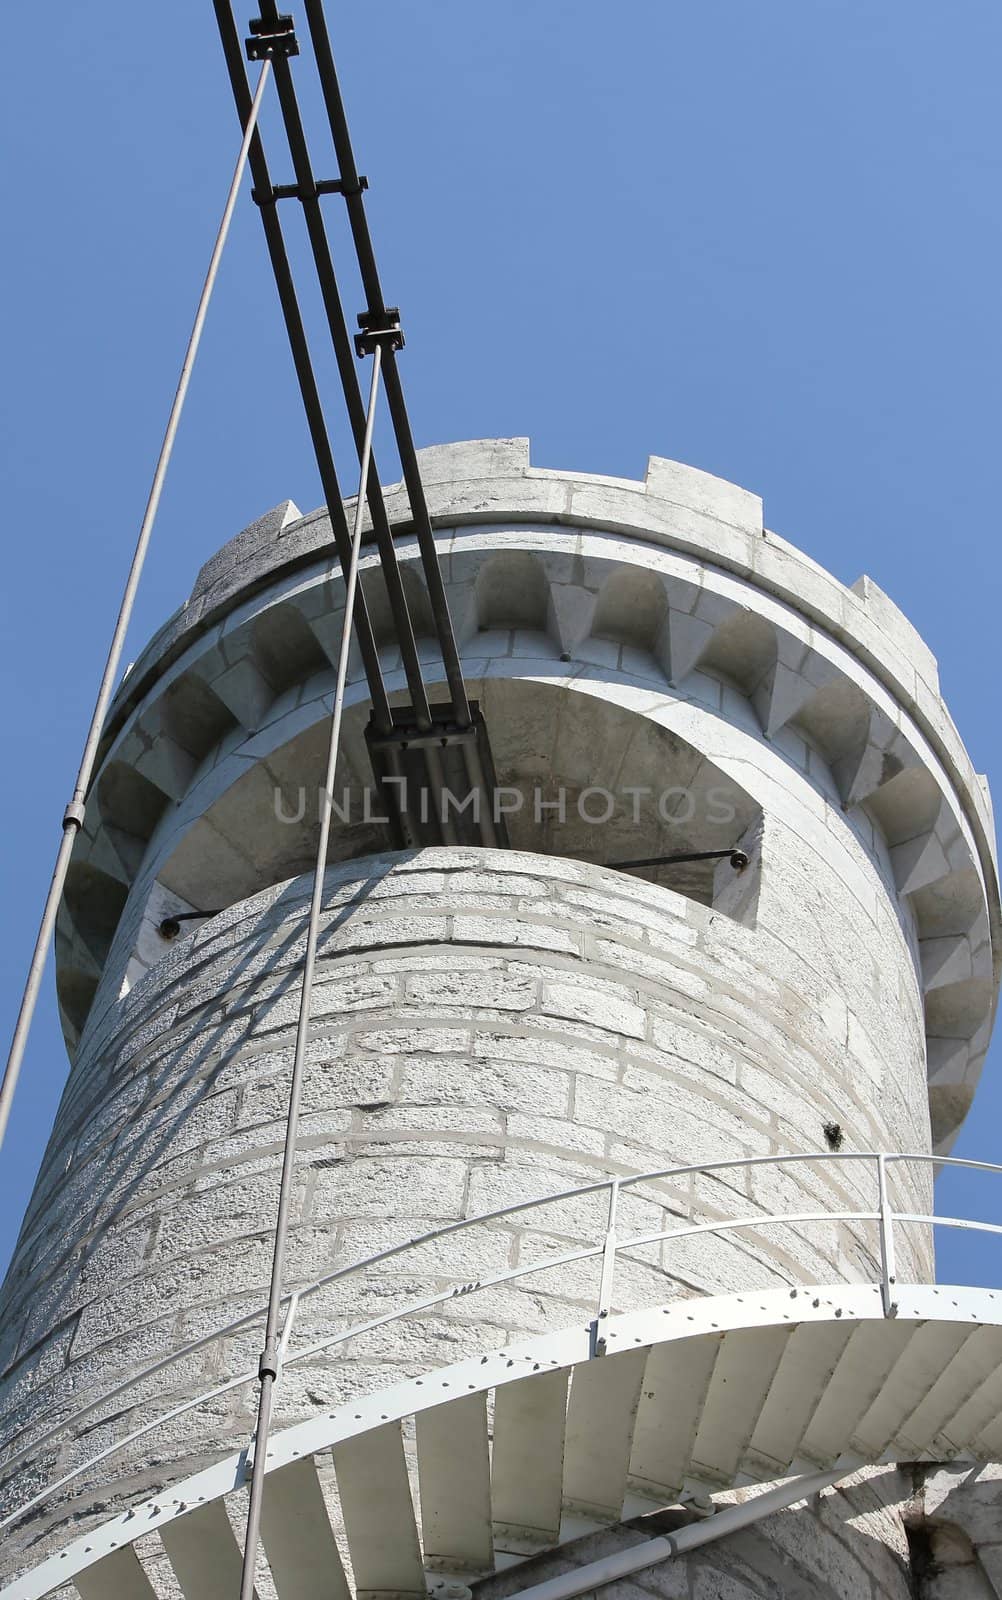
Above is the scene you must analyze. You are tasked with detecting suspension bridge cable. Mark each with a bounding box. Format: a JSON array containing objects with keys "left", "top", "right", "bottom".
[{"left": 0, "top": 59, "right": 275, "bottom": 1157}]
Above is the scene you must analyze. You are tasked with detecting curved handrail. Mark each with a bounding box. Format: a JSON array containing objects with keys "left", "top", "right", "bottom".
[
  {"left": 11, "top": 1283, "right": 1002, "bottom": 1600},
  {"left": 0, "top": 1150, "right": 875, "bottom": 1477},
  {"left": 6, "top": 1149, "right": 990, "bottom": 1481},
  {"left": 1, "top": 1147, "right": 999, "bottom": 1533}
]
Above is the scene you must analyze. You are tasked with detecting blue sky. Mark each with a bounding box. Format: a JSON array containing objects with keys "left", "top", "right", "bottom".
[{"left": 1, "top": 1, "right": 1000, "bottom": 1282}]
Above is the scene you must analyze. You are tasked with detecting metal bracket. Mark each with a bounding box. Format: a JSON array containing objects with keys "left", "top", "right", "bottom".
[
  {"left": 245, "top": 13, "right": 299, "bottom": 60},
  {"left": 251, "top": 175, "right": 368, "bottom": 207},
  {"left": 354, "top": 307, "right": 404, "bottom": 357},
  {"left": 367, "top": 715, "right": 478, "bottom": 753},
  {"left": 158, "top": 910, "right": 222, "bottom": 941},
  {"left": 257, "top": 1339, "right": 280, "bottom": 1382},
  {"left": 365, "top": 701, "right": 507, "bottom": 852}
]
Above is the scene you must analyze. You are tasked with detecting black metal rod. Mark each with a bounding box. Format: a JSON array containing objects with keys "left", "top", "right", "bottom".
[
  {"left": 157, "top": 910, "right": 223, "bottom": 939},
  {"left": 212, "top": 0, "right": 393, "bottom": 732},
  {"left": 379, "top": 356, "right": 473, "bottom": 724},
  {"left": 302, "top": 0, "right": 473, "bottom": 728},
  {"left": 258, "top": 10, "right": 433, "bottom": 728},
  {"left": 462, "top": 736, "right": 499, "bottom": 849},
  {"left": 301, "top": 0, "right": 384, "bottom": 307},
  {"left": 609, "top": 848, "right": 750, "bottom": 871}
]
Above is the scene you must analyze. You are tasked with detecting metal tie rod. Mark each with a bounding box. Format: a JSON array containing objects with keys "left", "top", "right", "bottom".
[
  {"left": 609, "top": 847, "right": 751, "bottom": 871},
  {"left": 0, "top": 59, "right": 275, "bottom": 1157},
  {"left": 212, "top": 0, "right": 394, "bottom": 732},
  {"left": 301, "top": 0, "right": 473, "bottom": 729},
  {"left": 253, "top": 9, "right": 433, "bottom": 728},
  {"left": 238, "top": 339, "right": 385, "bottom": 1600}
]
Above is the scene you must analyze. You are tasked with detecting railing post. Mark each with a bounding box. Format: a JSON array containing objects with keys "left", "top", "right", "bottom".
[
  {"left": 876, "top": 1155, "right": 898, "bottom": 1317},
  {"left": 594, "top": 1180, "right": 620, "bottom": 1355}
]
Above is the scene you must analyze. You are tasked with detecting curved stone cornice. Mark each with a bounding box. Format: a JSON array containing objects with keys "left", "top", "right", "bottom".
[
  {"left": 99, "top": 441, "right": 996, "bottom": 873},
  {"left": 58, "top": 443, "right": 1000, "bottom": 1153}
]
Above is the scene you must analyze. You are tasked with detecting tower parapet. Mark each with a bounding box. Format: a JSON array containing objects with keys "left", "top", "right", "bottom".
[{"left": 56, "top": 440, "right": 999, "bottom": 1147}]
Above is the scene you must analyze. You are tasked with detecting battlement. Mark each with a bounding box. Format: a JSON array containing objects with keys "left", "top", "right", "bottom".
[{"left": 56, "top": 443, "right": 999, "bottom": 1153}]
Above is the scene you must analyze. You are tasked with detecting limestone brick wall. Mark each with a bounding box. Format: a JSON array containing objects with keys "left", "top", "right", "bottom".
[
  {"left": 0, "top": 847, "right": 931, "bottom": 1574},
  {"left": 911, "top": 1464, "right": 1002, "bottom": 1597}
]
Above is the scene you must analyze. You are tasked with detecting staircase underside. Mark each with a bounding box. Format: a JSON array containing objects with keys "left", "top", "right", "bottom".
[{"left": 6, "top": 1283, "right": 1002, "bottom": 1600}]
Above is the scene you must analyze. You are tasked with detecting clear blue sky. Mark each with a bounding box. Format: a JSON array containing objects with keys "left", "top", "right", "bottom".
[{"left": 1, "top": 2, "right": 1000, "bottom": 1283}]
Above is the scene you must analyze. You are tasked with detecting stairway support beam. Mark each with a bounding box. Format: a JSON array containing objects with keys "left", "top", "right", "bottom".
[{"left": 501, "top": 1469, "right": 844, "bottom": 1600}]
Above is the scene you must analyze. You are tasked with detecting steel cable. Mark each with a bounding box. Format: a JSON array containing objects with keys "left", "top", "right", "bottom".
[
  {"left": 0, "top": 59, "right": 274, "bottom": 1156},
  {"left": 238, "top": 342, "right": 385, "bottom": 1600}
]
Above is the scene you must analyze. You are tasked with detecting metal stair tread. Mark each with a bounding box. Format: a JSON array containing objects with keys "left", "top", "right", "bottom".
[{"left": 4, "top": 1285, "right": 1002, "bottom": 1600}]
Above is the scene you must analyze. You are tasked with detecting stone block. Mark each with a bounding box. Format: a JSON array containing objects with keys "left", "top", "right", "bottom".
[
  {"left": 540, "top": 976, "right": 647, "bottom": 1039},
  {"left": 311, "top": 1156, "right": 469, "bottom": 1221}
]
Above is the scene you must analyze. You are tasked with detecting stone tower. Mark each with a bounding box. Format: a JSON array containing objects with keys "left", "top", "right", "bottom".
[{"left": 1, "top": 440, "right": 1000, "bottom": 1600}]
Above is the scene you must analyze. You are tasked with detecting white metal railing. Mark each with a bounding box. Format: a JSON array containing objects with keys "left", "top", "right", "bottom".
[{"left": 2, "top": 1148, "right": 1000, "bottom": 1533}]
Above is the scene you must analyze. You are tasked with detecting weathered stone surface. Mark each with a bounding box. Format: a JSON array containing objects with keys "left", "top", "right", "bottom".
[
  {"left": 1, "top": 845, "right": 938, "bottom": 1577},
  {"left": 55, "top": 497, "right": 998, "bottom": 1165},
  {"left": 5, "top": 444, "right": 1001, "bottom": 1596}
]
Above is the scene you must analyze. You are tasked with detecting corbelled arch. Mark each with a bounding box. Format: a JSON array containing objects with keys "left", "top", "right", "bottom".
[{"left": 52, "top": 446, "right": 999, "bottom": 1152}]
